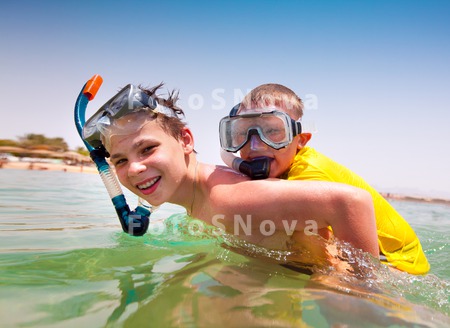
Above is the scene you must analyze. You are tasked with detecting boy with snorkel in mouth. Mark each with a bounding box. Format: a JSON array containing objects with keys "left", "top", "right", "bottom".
[{"left": 219, "top": 83, "right": 429, "bottom": 275}]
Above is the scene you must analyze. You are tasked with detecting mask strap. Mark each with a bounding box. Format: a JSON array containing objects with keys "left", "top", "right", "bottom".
[
  {"left": 293, "top": 121, "right": 302, "bottom": 136},
  {"left": 229, "top": 103, "right": 241, "bottom": 116}
]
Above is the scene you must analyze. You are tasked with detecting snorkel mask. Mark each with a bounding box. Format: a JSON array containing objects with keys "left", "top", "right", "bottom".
[
  {"left": 74, "top": 75, "right": 173, "bottom": 236},
  {"left": 83, "top": 84, "right": 177, "bottom": 149},
  {"left": 219, "top": 103, "right": 302, "bottom": 179}
]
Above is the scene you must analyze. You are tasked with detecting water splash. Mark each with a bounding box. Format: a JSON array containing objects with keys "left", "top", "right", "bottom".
[{"left": 207, "top": 224, "right": 450, "bottom": 317}]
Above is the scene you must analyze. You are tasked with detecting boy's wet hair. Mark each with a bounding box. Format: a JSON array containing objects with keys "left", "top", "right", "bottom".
[
  {"left": 138, "top": 83, "right": 188, "bottom": 141},
  {"left": 240, "top": 83, "right": 304, "bottom": 120},
  {"left": 101, "top": 83, "right": 191, "bottom": 151}
]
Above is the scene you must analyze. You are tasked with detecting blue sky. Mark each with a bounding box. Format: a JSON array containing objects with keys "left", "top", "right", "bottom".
[{"left": 1, "top": 0, "right": 449, "bottom": 198}]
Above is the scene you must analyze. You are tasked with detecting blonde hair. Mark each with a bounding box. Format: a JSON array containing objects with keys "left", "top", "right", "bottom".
[{"left": 240, "top": 83, "right": 304, "bottom": 120}]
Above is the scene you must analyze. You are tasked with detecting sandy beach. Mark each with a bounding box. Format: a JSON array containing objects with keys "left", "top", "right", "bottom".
[
  {"left": 0, "top": 160, "right": 98, "bottom": 174},
  {"left": 379, "top": 192, "right": 450, "bottom": 206}
]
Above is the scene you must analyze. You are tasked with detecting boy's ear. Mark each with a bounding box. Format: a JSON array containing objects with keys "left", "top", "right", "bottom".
[
  {"left": 297, "top": 133, "right": 312, "bottom": 149},
  {"left": 181, "top": 127, "right": 195, "bottom": 153}
]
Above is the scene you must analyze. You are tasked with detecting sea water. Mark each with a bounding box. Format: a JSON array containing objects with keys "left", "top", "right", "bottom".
[{"left": 0, "top": 169, "right": 449, "bottom": 327}]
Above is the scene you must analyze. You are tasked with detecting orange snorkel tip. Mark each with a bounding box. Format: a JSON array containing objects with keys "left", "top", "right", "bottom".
[{"left": 83, "top": 74, "right": 103, "bottom": 101}]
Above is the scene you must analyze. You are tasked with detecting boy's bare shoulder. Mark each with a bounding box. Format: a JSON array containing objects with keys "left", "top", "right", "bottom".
[
  {"left": 201, "top": 165, "right": 252, "bottom": 210},
  {"left": 203, "top": 164, "right": 249, "bottom": 186}
]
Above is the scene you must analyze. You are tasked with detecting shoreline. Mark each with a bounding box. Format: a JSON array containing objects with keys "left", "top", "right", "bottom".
[
  {"left": 380, "top": 192, "right": 450, "bottom": 206},
  {"left": 1, "top": 161, "right": 449, "bottom": 206},
  {"left": 0, "top": 160, "right": 98, "bottom": 174}
]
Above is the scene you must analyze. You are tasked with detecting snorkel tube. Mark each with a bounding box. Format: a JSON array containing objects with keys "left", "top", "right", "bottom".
[
  {"left": 220, "top": 149, "right": 271, "bottom": 180},
  {"left": 74, "top": 75, "right": 150, "bottom": 236}
]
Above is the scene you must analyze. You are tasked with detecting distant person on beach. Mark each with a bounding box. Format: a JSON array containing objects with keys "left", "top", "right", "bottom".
[
  {"left": 83, "top": 83, "right": 380, "bottom": 273},
  {"left": 219, "top": 83, "right": 429, "bottom": 275},
  {"left": 0, "top": 154, "right": 7, "bottom": 168}
]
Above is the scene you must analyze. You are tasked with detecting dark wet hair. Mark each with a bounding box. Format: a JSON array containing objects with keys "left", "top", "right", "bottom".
[{"left": 137, "top": 83, "right": 188, "bottom": 141}]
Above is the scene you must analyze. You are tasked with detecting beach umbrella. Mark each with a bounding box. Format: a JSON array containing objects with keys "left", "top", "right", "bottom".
[
  {"left": 26, "top": 149, "right": 64, "bottom": 159},
  {"left": 62, "top": 151, "right": 92, "bottom": 163},
  {"left": 0, "top": 146, "right": 28, "bottom": 153}
]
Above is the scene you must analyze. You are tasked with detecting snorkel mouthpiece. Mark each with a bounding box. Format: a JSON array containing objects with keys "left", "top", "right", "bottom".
[
  {"left": 239, "top": 157, "right": 271, "bottom": 180},
  {"left": 111, "top": 193, "right": 150, "bottom": 236},
  {"left": 74, "top": 75, "right": 151, "bottom": 236},
  {"left": 220, "top": 149, "right": 271, "bottom": 179}
]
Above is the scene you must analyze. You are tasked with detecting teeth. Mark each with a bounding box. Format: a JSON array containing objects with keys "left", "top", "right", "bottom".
[{"left": 137, "top": 177, "right": 160, "bottom": 190}]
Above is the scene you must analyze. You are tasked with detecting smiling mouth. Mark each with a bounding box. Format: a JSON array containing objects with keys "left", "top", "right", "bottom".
[{"left": 137, "top": 176, "right": 161, "bottom": 190}]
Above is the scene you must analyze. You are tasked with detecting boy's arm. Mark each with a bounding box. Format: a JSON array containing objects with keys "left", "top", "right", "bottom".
[
  {"left": 211, "top": 176, "right": 379, "bottom": 258},
  {"left": 320, "top": 183, "right": 379, "bottom": 257}
]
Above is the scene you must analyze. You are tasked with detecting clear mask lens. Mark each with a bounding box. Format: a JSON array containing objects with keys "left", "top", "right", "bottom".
[
  {"left": 219, "top": 110, "right": 298, "bottom": 152},
  {"left": 98, "top": 110, "right": 157, "bottom": 150}
]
